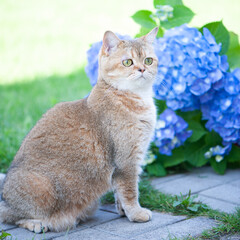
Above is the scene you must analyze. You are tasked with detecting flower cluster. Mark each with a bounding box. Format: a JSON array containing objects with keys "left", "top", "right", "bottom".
[
  {"left": 153, "top": 24, "right": 228, "bottom": 111},
  {"left": 204, "top": 144, "right": 232, "bottom": 162},
  {"left": 201, "top": 68, "right": 240, "bottom": 145},
  {"left": 154, "top": 109, "right": 192, "bottom": 155},
  {"left": 154, "top": 5, "right": 173, "bottom": 22},
  {"left": 85, "top": 34, "right": 131, "bottom": 87}
]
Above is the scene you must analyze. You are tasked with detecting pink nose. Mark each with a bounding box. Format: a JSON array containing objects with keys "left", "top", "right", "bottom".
[{"left": 138, "top": 68, "right": 145, "bottom": 73}]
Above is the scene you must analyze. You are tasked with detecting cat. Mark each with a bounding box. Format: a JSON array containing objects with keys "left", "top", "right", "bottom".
[{"left": 0, "top": 27, "right": 158, "bottom": 233}]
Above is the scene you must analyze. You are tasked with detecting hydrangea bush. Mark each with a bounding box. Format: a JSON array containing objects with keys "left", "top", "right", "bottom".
[{"left": 86, "top": 0, "right": 240, "bottom": 175}]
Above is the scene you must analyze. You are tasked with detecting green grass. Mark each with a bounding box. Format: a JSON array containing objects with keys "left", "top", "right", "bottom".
[
  {"left": 200, "top": 209, "right": 240, "bottom": 239},
  {"left": 0, "top": 69, "right": 91, "bottom": 172}
]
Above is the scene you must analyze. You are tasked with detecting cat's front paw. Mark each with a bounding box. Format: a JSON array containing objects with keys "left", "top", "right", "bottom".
[{"left": 126, "top": 206, "right": 152, "bottom": 222}]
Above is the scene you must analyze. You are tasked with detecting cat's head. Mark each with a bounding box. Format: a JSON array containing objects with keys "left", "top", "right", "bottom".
[{"left": 98, "top": 28, "right": 158, "bottom": 94}]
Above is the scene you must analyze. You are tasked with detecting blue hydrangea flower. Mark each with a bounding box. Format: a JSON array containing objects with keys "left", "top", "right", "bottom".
[
  {"left": 85, "top": 34, "right": 132, "bottom": 87},
  {"left": 153, "top": 24, "right": 228, "bottom": 111},
  {"left": 85, "top": 41, "right": 103, "bottom": 87},
  {"left": 201, "top": 68, "right": 240, "bottom": 145},
  {"left": 204, "top": 144, "right": 232, "bottom": 162},
  {"left": 154, "top": 109, "right": 192, "bottom": 155}
]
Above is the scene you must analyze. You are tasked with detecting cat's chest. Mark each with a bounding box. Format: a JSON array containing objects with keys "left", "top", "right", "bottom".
[{"left": 118, "top": 97, "right": 156, "bottom": 134}]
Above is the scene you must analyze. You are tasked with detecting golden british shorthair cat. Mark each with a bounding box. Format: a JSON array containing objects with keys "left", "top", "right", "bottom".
[{"left": 0, "top": 27, "right": 158, "bottom": 233}]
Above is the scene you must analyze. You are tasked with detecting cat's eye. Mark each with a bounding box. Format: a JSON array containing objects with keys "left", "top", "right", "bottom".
[
  {"left": 144, "top": 57, "right": 153, "bottom": 65},
  {"left": 122, "top": 59, "right": 133, "bottom": 67}
]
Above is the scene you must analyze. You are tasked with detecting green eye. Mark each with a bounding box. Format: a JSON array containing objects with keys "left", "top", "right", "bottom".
[
  {"left": 144, "top": 57, "right": 153, "bottom": 65},
  {"left": 122, "top": 59, "right": 133, "bottom": 67}
]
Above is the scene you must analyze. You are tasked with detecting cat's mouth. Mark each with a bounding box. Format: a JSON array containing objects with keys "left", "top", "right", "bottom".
[{"left": 137, "top": 72, "right": 146, "bottom": 79}]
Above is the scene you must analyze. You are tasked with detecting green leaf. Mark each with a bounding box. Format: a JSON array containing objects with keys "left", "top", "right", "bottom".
[
  {"left": 226, "top": 31, "right": 240, "bottom": 69},
  {"left": 0, "top": 230, "right": 11, "bottom": 239},
  {"left": 200, "top": 21, "right": 230, "bottom": 55},
  {"left": 225, "top": 145, "right": 240, "bottom": 163},
  {"left": 146, "top": 162, "right": 167, "bottom": 177},
  {"left": 135, "top": 27, "right": 152, "bottom": 38},
  {"left": 135, "top": 26, "right": 164, "bottom": 38},
  {"left": 154, "top": 0, "right": 183, "bottom": 8},
  {"left": 161, "top": 147, "right": 186, "bottom": 167},
  {"left": 228, "top": 31, "right": 239, "bottom": 49},
  {"left": 205, "top": 130, "right": 222, "bottom": 146},
  {"left": 131, "top": 10, "right": 157, "bottom": 29},
  {"left": 154, "top": 99, "right": 168, "bottom": 115},
  {"left": 176, "top": 110, "right": 202, "bottom": 122},
  {"left": 227, "top": 46, "right": 240, "bottom": 69},
  {"left": 187, "top": 205, "right": 199, "bottom": 212},
  {"left": 161, "top": 5, "right": 194, "bottom": 29},
  {"left": 173, "top": 200, "right": 181, "bottom": 207},
  {"left": 187, "top": 120, "right": 207, "bottom": 142},
  {"left": 210, "top": 158, "right": 227, "bottom": 175},
  {"left": 185, "top": 140, "right": 209, "bottom": 167}
]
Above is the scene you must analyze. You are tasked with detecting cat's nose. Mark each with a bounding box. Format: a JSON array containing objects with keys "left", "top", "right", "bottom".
[{"left": 138, "top": 68, "right": 145, "bottom": 73}]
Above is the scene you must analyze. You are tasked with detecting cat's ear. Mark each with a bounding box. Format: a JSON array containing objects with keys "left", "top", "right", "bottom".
[
  {"left": 102, "top": 31, "right": 121, "bottom": 55},
  {"left": 142, "top": 27, "right": 159, "bottom": 44}
]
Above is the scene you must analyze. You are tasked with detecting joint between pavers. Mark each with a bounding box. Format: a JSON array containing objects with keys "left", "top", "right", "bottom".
[
  {"left": 81, "top": 215, "right": 123, "bottom": 228},
  {"left": 2, "top": 226, "right": 18, "bottom": 231},
  {"left": 99, "top": 207, "right": 118, "bottom": 215},
  {"left": 151, "top": 174, "right": 186, "bottom": 185},
  {"left": 199, "top": 193, "right": 240, "bottom": 206},
  {"left": 183, "top": 181, "right": 236, "bottom": 197}
]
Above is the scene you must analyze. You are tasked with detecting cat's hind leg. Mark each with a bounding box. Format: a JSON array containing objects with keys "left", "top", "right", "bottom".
[
  {"left": 0, "top": 201, "right": 21, "bottom": 224},
  {"left": 44, "top": 200, "right": 99, "bottom": 232}
]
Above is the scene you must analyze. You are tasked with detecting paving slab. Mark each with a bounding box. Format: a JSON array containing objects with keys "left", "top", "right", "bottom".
[
  {"left": 53, "top": 228, "right": 125, "bottom": 240},
  {"left": 93, "top": 212, "right": 186, "bottom": 238},
  {"left": 151, "top": 173, "right": 185, "bottom": 186},
  {"left": 200, "top": 184, "right": 240, "bottom": 205},
  {"left": 81, "top": 209, "right": 120, "bottom": 227},
  {"left": 191, "top": 168, "right": 240, "bottom": 183},
  {"left": 151, "top": 167, "right": 240, "bottom": 196},
  {"left": 135, "top": 217, "right": 217, "bottom": 240},
  {"left": 229, "top": 179, "right": 240, "bottom": 189},
  {"left": 194, "top": 194, "right": 239, "bottom": 214},
  {"left": 220, "top": 234, "right": 240, "bottom": 240},
  {"left": 151, "top": 174, "right": 221, "bottom": 195}
]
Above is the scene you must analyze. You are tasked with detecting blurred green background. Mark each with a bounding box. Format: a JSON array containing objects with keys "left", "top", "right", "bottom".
[{"left": 0, "top": 0, "right": 240, "bottom": 171}]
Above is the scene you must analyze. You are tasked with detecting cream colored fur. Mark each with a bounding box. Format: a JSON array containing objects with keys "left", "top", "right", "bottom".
[{"left": 0, "top": 27, "right": 158, "bottom": 233}]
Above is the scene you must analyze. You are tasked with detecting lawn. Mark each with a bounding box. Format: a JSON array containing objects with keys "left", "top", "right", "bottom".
[{"left": 0, "top": 0, "right": 239, "bottom": 172}]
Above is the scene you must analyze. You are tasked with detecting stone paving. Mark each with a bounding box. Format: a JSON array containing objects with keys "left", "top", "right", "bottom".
[
  {"left": 1, "top": 167, "right": 239, "bottom": 240},
  {"left": 151, "top": 167, "right": 240, "bottom": 214}
]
